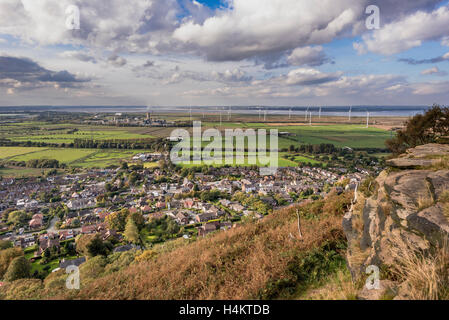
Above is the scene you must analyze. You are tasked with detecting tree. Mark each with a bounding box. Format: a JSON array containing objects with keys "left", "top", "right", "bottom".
[
  {"left": 76, "top": 234, "right": 110, "bottom": 257},
  {"left": 87, "top": 236, "right": 111, "bottom": 257},
  {"left": 0, "top": 247, "right": 23, "bottom": 279},
  {"left": 7, "top": 210, "right": 28, "bottom": 227},
  {"left": 105, "top": 209, "right": 129, "bottom": 232},
  {"left": 124, "top": 219, "right": 140, "bottom": 244},
  {"left": 120, "top": 162, "right": 129, "bottom": 170},
  {"left": 4, "top": 256, "right": 31, "bottom": 281},
  {"left": 0, "top": 240, "right": 12, "bottom": 250},
  {"left": 128, "top": 172, "right": 139, "bottom": 185},
  {"left": 127, "top": 211, "right": 145, "bottom": 230}
]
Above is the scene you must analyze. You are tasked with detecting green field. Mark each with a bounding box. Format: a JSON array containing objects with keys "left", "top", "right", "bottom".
[
  {"left": 199, "top": 123, "right": 391, "bottom": 149},
  {"left": 0, "top": 147, "right": 149, "bottom": 169},
  {"left": 177, "top": 151, "right": 298, "bottom": 168},
  {"left": 0, "top": 147, "right": 44, "bottom": 158},
  {"left": 1, "top": 122, "right": 154, "bottom": 144},
  {"left": 10, "top": 129, "right": 151, "bottom": 144}
]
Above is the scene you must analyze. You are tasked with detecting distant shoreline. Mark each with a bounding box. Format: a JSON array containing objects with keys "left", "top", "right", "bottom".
[{"left": 0, "top": 105, "right": 429, "bottom": 118}]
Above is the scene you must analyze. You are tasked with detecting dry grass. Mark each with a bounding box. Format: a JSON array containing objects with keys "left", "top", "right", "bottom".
[
  {"left": 417, "top": 193, "right": 435, "bottom": 211},
  {"left": 300, "top": 269, "right": 358, "bottom": 300},
  {"left": 439, "top": 191, "right": 449, "bottom": 204},
  {"left": 428, "top": 157, "right": 449, "bottom": 170},
  {"left": 351, "top": 198, "right": 366, "bottom": 234},
  {"left": 380, "top": 202, "right": 393, "bottom": 216},
  {"left": 443, "top": 204, "right": 449, "bottom": 220},
  {"left": 352, "top": 213, "right": 365, "bottom": 234},
  {"left": 389, "top": 235, "right": 449, "bottom": 300},
  {"left": 55, "top": 202, "right": 346, "bottom": 300},
  {"left": 347, "top": 239, "right": 370, "bottom": 268}
]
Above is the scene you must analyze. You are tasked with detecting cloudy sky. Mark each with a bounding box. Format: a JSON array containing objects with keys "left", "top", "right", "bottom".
[{"left": 0, "top": 0, "right": 449, "bottom": 107}]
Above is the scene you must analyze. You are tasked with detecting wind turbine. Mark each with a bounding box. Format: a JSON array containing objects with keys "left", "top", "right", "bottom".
[
  {"left": 309, "top": 111, "right": 312, "bottom": 126},
  {"left": 264, "top": 109, "right": 267, "bottom": 122},
  {"left": 258, "top": 108, "right": 262, "bottom": 120},
  {"left": 319, "top": 107, "right": 322, "bottom": 119},
  {"left": 189, "top": 106, "right": 192, "bottom": 121},
  {"left": 366, "top": 111, "right": 370, "bottom": 128},
  {"left": 228, "top": 106, "right": 232, "bottom": 121},
  {"left": 289, "top": 108, "right": 292, "bottom": 120},
  {"left": 348, "top": 106, "right": 352, "bottom": 122},
  {"left": 305, "top": 107, "right": 309, "bottom": 121}
]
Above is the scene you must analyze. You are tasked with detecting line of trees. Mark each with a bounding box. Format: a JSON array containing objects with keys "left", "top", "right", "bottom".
[
  {"left": 0, "top": 137, "right": 171, "bottom": 151},
  {"left": 2, "top": 159, "right": 62, "bottom": 169}
]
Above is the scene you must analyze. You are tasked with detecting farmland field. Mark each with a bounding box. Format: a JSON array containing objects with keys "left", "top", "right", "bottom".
[
  {"left": 0, "top": 146, "right": 44, "bottom": 158},
  {"left": 0, "top": 147, "right": 149, "bottom": 169},
  {"left": 0, "top": 122, "right": 154, "bottom": 144},
  {"left": 199, "top": 123, "right": 391, "bottom": 149}
]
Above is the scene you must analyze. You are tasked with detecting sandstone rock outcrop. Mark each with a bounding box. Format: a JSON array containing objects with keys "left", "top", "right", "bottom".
[
  {"left": 343, "top": 144, "right": 449, "bottom": 299},
  {"left": 386, "top": 143, "right": 449, "bottom": 169}
]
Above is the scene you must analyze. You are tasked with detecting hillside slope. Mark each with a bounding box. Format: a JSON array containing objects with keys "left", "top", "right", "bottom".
[{"left": 0, "top": 193, "right": 351, "bottom": 300}]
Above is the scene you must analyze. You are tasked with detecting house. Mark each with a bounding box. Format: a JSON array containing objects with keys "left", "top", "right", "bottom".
[
  {"left": 155, "top": 201, "right": 166, "bottom": 209},
  {"left": 59, "top": 230, "right": 75, "bottom": 241},
  {"left": 175, "top": 212, "right": 190, "bottom": 225},
  {"left": 183, "top": 198, "right": 195, "bottom": 209},
  {"left": 81, "top": 225, "right": 97, "bottom": 234},
  {"left": 24, "top": 200, "right": 39, "bottom": 209},
  {"left": 29, "top": 218, "right": 43, "bottom": 229},
  {"left": 113, "top": 244, "right": 141, "bottom": 253},
  {"left": 29, "top": 214, "right": 44, "bottom": 229},
  {"left": 38, "top": 236, "right": 60, "bottom": 255},
  {"left": 229, "top": 203, "right": 245, "bottom": 213},
  {"left": 59, "top": 257, "right": 86, "bottom": 269},
  {"left": 219, "top": 199, "right": 231, "bottom": 207},
  {"left": 197, "top": 222, "right": 219, "bottom": 237},
  {"left": 67, "top": 198, "right": 96, "bottom": 210},
  {"left": 195, "top": 212, "right": 217, "bottom": 223},
  {"left": 100, "top": 229, "right": 119, "bottom": 241},
  {"left": 220, "top": 221, "right": 233, "bottom": 230}
]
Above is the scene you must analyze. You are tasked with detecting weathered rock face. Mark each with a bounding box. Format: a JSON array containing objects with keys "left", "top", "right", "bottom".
[
  {"left": 343, "top": 144, "right": 449, "bottom": 299},
  {"left": 386, "top": 143, "right": 449, "bottom": 169}
]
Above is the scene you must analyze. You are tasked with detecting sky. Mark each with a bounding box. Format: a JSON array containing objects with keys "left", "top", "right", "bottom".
[{"left": 0, "top": 0, "right": 448, "bottom": 107}]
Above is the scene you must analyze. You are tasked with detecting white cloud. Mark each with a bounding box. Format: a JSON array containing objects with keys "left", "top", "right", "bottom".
[
  {"left": 285, "top": 68, "right": 341, "bottom": 86},
  {"left": 0, "top": 0, "right": 181, "bottom": 52},
  {"left": 411, "top": 81, "right": 449, "bottom": 95},
  {"left": 212, "top": 68, "right": 252, "bottom": 82},
  {"left": 287, "top": 46, "right": 332, "bottom": 67},
  {"left": 173, "top": 0, "right": 364, "bottom": 61},
  {"left": 421, "top": 66, "right": 447, "bottom": 76},
  {"left": 356, "top": 5, "right": 449, "bottom": 55},
  {"left": 107, "top": 54, "right": 127, "bottom": 67},
  {"left": 61, "top": 51, "right": 97, "bottom": 63}
]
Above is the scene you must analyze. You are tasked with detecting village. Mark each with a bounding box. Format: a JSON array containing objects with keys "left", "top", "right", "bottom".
[{"left": 0, "top": 157, "right": 368, "bottom": 277}]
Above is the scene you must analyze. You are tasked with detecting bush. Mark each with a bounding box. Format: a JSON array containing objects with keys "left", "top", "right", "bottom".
[
  {"left": 4, "top": 256, "right": 31, "bottom": 282},
  {"left": 386, "top": 105, "right": 449, "bottom": 155},
  {"left": 0, "top": 247, "right": 23, "bottom": 279}
]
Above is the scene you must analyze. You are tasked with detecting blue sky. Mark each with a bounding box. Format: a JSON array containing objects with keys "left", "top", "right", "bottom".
[{"left": 0, "top": 0, "right": 448, "bottom": 106}]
